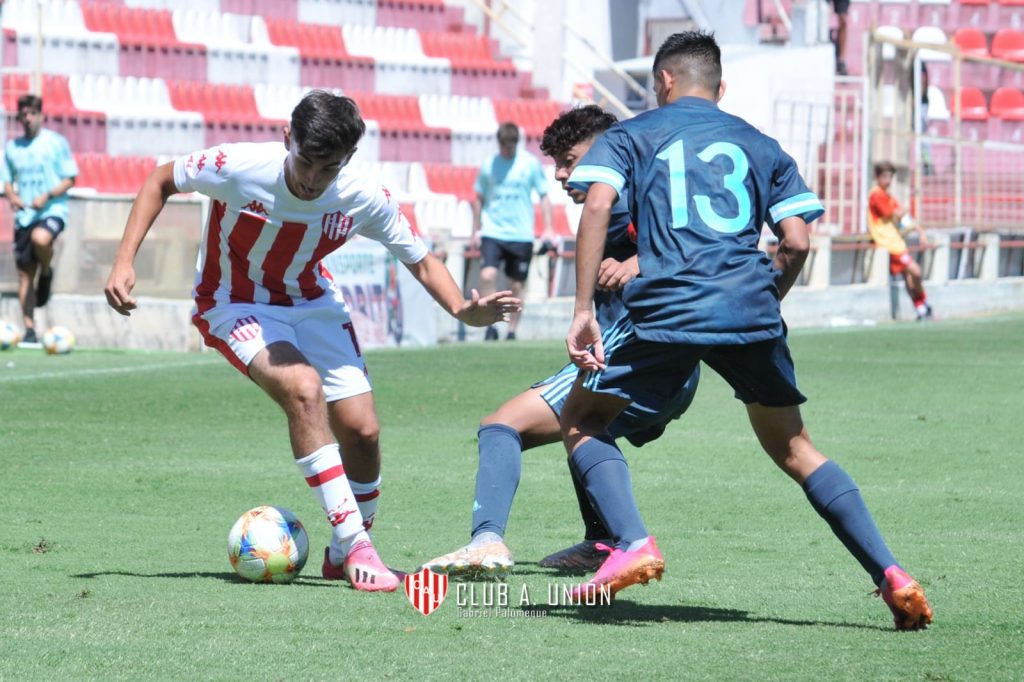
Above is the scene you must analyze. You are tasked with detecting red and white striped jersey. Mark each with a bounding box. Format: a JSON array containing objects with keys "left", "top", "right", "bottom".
[{"left": 173, "top": 142, "right": 428, "bottom": 307}]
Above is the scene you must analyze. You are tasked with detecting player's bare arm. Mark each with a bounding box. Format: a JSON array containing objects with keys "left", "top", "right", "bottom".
[
  {"left": 568, "top": 181, "right": 616, "bottom": 370},
  {"left": 773, "top": 215, "right": 810, "bottom": 300},
  {"left": 469, "top": 194, "right": 483, "bottom": 249},
  {"left": 104, "top": 162, "right": 180, "bottom": 316},
  {"left": 403, "top": 252, "right": 521, "bottom": 327},
  {"left": 596, "top": 254, "right": 639, "bottom": 291}
]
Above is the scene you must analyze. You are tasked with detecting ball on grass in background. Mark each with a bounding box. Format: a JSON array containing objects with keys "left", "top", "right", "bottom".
[
  {"left": 0, "top": 321, "right": 20, "bottom": 351},
  {"left": 227, "top": 505, "right": 309, "bottom": 584},
  {"left": 42, "top": 326, "right": 75, "bottom": 355}
]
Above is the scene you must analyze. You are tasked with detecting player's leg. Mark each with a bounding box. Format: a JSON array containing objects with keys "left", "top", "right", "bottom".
[
  {"left": 902, "top": 259, "right": 932, "bottom": 319},
  {"left": 423, "top": 386, "right": 560, "bottom": 578},
  {"left": 478, "top": 237, "right": 501, "bottom": 340},
  {"left": 31, "top": 218, "right": 61, "bottom": 307},
  {"left": 746, "top": 403, "right": 933, "bottom": 629},
  {"left": 709, "top": 338, "right": 932, "bottom": 628},
  {"left": 561, "top": 380, "right": 663, "bottom": 600},
  {"left": 298, "top": 294, "right": 399, "bottom": 591},
  {"left": 247, "top": 341, "right": 392, "bottom": 590},
  {"left": 13, "top": 227, "right": 38, "bottom": 341},
  {"left": 327, "top": 393, "right": 381, "bottom": 528}
]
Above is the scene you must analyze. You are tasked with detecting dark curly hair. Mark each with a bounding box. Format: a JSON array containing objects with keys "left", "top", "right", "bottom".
[{"left": 539, "top": 105, "right": 618, "bottom": 159}]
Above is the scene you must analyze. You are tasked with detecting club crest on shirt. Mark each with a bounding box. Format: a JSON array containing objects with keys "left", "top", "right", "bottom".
[{"left": 322, "top": 211, "right": 354, "bottom": 241}]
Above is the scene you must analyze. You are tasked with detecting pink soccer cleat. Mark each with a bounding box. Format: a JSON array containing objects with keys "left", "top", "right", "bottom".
[
  {"left": 321, "top": 543, "right": 400, "bottom": 592},
  {"left": 569, "top": 536, "right": 664, "bottom": 603},
  {"left": 876, "top": 565, "right": 934, "bottom": 630}
]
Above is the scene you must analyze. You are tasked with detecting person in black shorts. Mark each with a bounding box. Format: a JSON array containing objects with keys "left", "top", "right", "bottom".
[
  {"left": 829, "top": 0, "right": 851, "bottom": 75},
  {"left": 470, "top": 123, "right": 554, "bottom": 340},
  {"left": 2, "top": 94, "right": 78, "bottom": 342}
]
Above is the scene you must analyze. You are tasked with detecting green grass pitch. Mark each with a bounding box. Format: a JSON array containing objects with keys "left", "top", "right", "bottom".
[{"left": 2, "top": 314, "right": 1022, "bottom": 680}]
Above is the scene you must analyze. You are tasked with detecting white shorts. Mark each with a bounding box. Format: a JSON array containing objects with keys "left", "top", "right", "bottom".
[{"left": 192, "top": 288, "right": 371, "bottom": 402}]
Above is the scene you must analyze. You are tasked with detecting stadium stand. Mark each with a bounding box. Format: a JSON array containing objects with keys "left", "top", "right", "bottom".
[{"left": 2, "top": 0, "right": 569, "bottom": 242}]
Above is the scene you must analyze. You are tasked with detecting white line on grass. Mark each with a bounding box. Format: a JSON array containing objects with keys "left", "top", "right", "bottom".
[{"left": 0, "top": 358, "right": 220, "bottom": 384}]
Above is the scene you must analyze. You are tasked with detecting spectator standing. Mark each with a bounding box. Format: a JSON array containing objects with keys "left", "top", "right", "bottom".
[
  {"left": 2, "top": 94, "right": 78, "bottom": 343},
  {"left": 829, "top": 0, "right": 851, "bottom": 75},
  {"left": 471, "top": 122, "right": 554, "bottom": 340},
  {"left": 868, "top": 161, "right": 933, "bottom": 320}
]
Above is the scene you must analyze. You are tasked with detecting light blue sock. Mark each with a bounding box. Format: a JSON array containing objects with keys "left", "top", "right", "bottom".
[
  {"left": 470, "top": 424, "right": 522, "bottom": 539},
  {"left": 803, "top": 460, "right": 899, "bottom": 586},
  {"left": 569, "top": 435, "right": 648, "bottom": 550}
]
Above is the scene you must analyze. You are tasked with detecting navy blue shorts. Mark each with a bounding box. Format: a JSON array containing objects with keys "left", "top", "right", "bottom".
[
  {"left": 537, "top": 344, "right": 700, "bottom": 447},
  {"left": 480, "top": 236, "right": 533, "bottom": 282},
  {"left": 14, "top": 216, "right": 65, "bottom": 269},
  {"left": 581, "top": 316, "right": 806, "bottom": 409}
]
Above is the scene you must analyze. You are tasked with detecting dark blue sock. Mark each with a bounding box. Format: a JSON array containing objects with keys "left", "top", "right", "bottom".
[
  {"left": 567, "top": 458, "right": 611, "bottom": 541},
  {"left": 470, "top": 424, "right": 522, "bottom": 538},
  {"left": 569, "top": 435, "right": 647, "bottom": 550},
  {"left": 803, "top": 460, "right": 898, "bottom": 585}
]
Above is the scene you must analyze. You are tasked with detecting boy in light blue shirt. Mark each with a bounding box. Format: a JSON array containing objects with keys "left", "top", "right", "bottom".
[
  {"left": 2, "top": 94, "right": 78, "bottom": 342},
  {"left": 471, "top": 122, "right": 553, "bottom": 340}
]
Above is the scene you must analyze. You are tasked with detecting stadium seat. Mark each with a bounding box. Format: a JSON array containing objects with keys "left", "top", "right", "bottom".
[
  {"left": 953, "top": 27, "right": 990, "bottom": 57},
  {"left": 912, "top": 26, "right": 951, "bottom": 62},
  {"left": 955, "top": 86, "right": 990, "bottom": 119},
  {"left": 536, "top": 203, "right": 573, "bottom": 238},
  {"left": 990, "top": 86, "right": 1024, "bottom": 118},
  {"left": 992, "top": 28, "right": 1024, "bottom": 62},
  {"left": 375, "top": 0, "right": 459, "bottom": 33},
  {"left": 927, "top": 85, "right": 951, "bottom": 120},
  {"left": 876, "top": 25, "right": 904, "bottom": 60},
  {"left": 877, "top": 0, "right": 914, "bottom": 30}
]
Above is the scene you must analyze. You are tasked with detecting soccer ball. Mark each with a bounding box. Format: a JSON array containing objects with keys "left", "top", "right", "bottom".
[
  {"left": 42, "top": 326, "right": 75, "bottom": 355},
  {"left": 227, "top": 505, "right": 309, "bottom": 584},
  {"left": 0, "top": 321, "right": 19, "bottom": 350}
]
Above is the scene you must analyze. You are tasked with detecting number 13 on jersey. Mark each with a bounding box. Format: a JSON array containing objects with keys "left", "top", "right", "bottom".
[{"left": 655, "top": 140, "right": 752, "bottom": 234}]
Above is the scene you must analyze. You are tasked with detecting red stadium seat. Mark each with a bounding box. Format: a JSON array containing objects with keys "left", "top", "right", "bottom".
[
  {"left": 953, "top": 27, "right": 990, "bottom": 57},
  {"left": 992, "top": 29, "right": 1024, "bottom": 61},
  {"left": 990, "top": 86, "right": 1024, "bottom": 118},
  {"left": 956, "top": 87, "right": 990, "bottom": 119}
]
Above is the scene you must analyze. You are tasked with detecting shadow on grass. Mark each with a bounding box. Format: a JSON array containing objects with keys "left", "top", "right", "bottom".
[
  {"left": 537, "top": 600, "right": 889, "bottom": 631},
  {"left": 71, "top": 570, "right": 335, "bottom": 587}
]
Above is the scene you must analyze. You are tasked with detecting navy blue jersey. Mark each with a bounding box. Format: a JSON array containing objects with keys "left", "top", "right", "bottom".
[
  {"left": 594, "top": 191, "right": 636, "bottom": 328},
  {"left": 569, "top": 97, "right": 824, "bottom": 344}
]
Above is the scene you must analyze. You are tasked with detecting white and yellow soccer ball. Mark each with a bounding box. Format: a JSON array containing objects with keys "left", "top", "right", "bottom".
[
  {"left": 227, "top": 505, "right": 309, "bottom": 584},
  {"left": 42, "top": 326, "right": 75, "bottom": 355},
  {"left": 0, "top": 321, "right": 20, "bottom": 351}
]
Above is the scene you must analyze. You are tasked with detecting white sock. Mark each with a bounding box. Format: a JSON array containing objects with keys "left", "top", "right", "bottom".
[
  {"left": 349, "top": 476, "right": 381, "bottom": 532},
  {"left": 295, "top": 444, "right": 368, "bottom": 565}
]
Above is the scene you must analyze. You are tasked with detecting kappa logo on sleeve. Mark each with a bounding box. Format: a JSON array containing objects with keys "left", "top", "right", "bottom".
[{"left": 215, "top": 149, "right": 228, "bottom": 173}]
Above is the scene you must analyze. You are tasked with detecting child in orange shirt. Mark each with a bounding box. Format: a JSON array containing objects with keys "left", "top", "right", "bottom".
[{"left": 868, "top": 161, "right": 933, "bottom": 320}]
